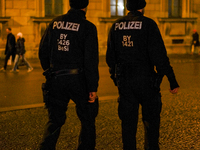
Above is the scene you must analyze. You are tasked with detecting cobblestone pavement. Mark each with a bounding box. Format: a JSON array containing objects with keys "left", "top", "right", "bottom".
[{"left": 0, "top": 54, "right": 200, "bottom": 149}]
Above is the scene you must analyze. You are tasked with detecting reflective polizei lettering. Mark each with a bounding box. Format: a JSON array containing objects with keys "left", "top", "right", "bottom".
[
  {"left": 53, "top": 21, "right": 80, "bottom": 31},
  {"left": 115, "top": 21, "right": 142, "bottom": 30}
]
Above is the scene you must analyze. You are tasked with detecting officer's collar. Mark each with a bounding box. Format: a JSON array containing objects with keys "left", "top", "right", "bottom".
[
  {"left": 128, "top": 11, "right": 143, "bottom": 17},
  {"left": 68, "top": 8, "right": 86, "bottom": 19}
]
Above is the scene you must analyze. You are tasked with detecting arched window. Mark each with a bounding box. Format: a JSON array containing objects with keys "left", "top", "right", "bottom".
[
  {"left": 168, "top": 0, "right": 182, "bottom": 18},
  {"left": 110, "top": 0, "right": 125, "bottom": 16},
  {"left": 45, "top": 0, "right": 63, "bottom": 16}
]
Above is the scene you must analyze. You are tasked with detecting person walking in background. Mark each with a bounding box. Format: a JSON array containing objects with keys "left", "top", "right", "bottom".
[
  {"left": 106, "top": 0, "right": 179, "bottom": 149},
  {"left": 191, "top": 29, "right": 199, "bottom": 54},
  {"left": 38, "top": 0, "right": 99, "bottom": 149},
  {"left": 10, "top": 32, "right": 33, "bottom": 73},
  {"left": 0, "top": 27, "right": 16, "bottom": 72}
]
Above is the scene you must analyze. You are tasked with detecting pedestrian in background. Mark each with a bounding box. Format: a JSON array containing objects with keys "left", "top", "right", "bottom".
[
  {"left": 0, "top": 27, "right": 16, "bottom": 72},
  {"left": 106, "top": 0, "right": 179, "bottom": 149},
  {"left": 10, "top": 32, "right": 33, "bottom": 73},
  {"left": 191, "top": 29, "right": 199, "bottom": 54},
  {"left": 38, "top": 0, "right": 99, "bottom": 149}
]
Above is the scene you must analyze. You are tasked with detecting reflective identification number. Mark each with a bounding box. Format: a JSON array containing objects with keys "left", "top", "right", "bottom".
[
  {"left": 57, "top": 34, "right": 70, "bottom": 51},
  {"left": 122, "top": 35, "right": 133, "bottom": 47}
]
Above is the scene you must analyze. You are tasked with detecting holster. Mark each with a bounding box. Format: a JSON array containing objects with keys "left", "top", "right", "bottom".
[
  {"left": 42, "top": 68, "right": 82, "bottom": 108},
  {"left": 41, "top": 82, "right": 50, "bottom": 108},
  {"left": 152, "top": 72, "right": 164, "bottom": 92},
  {"left": 43, "top": 68, "right": 54, "bottom": 80},
  {"left": 115, "top": 63, "right": 122, "bottom": 87}
]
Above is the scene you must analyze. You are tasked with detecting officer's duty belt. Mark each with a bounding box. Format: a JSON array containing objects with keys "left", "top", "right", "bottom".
[{"left": 54, "top": 68, "right": 82, "bottom": 76}]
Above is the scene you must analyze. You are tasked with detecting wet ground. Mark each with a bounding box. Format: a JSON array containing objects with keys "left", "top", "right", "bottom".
[
  {"left": 0, "top": 54, "right": 200, "bottom": 149},
  {"left": 0, "top": 54, "right": 200, "bottom": 110}
]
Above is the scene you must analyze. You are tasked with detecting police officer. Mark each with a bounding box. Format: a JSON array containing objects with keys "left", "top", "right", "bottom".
[
  {"left": 38, "top": 0, "right": 99, "bottom": 149},
  {"left": 106, "top": 0, "right": 179, "bottom": 149}
]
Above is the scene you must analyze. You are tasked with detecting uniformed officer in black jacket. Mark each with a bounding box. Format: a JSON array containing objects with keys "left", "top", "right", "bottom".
[
  {"left": 106, "top": 0, "right": 179, "bottom": 149},
  {"left": 38, "top": 0, "right": 99, "bottom": 149}
]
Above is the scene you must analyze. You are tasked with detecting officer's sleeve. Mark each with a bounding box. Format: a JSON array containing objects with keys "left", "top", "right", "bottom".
[
  {"left": 147, "top": 20, "right": 179, "bottom": 90},
  {"left": 39, "top": 26, "right": 51, "bottom": 71},
  {"left": 106, "top": 25, "right": 117, "bottom": 84},
  {"left": 84, "top": 24, "right": 99, "bottom": 92}
]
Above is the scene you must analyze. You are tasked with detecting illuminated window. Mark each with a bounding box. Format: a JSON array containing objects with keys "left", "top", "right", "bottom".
[
  {"left": 168, "top": 0, "right": 182, "bottom": 18},
  {"left": 45, "top": 0, "right": 63, "bottom": 16},
  {"left": 110, "top": 0, "right": 125, "bottom": 16}
]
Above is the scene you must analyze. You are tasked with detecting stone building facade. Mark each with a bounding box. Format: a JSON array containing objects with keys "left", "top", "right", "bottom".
[{"left": 0, "top": 0, "right": 200, "bottom": 58}]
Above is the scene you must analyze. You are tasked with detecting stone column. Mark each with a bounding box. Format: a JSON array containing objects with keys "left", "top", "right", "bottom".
[
  {"left": 63, "top": 0, "right": 70, "bottom": 14},
  {"left": 182, "top": 0, "right": 190, "bottom": 18},
  {"left": 0, "top": 0, "right": 6, "bottom": 49},
  {"left": 1, "top": 0, "right": 5, "bottom": 17},
  {"left": 102, "top": 0, "right": 110, "bottom": 17},
  {"left": 160, "top": 0, "right": 168, "bottom": 17},
  {"left": 36, "top": 0, "right": 45, "bottom": 17}
]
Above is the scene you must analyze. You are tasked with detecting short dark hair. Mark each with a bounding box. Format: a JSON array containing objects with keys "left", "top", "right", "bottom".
[{"left": 7, "top": 27, "right": 11, "bottom": 31}]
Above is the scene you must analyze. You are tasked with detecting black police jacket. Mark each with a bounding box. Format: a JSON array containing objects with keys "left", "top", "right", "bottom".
[
  {"left": 39, "top": 9, "right": 99, "bottom": 92},
  {"left": 106, "top": 11, "right": 179, "bottom": 90}
]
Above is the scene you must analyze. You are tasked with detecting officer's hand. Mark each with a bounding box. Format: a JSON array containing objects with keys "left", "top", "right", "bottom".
[
  {"left": 88, "top": 92, "right": 97, "bottom": 103},
  {"left": 169, "top": 87, "right": 179, "bottom": 94}
]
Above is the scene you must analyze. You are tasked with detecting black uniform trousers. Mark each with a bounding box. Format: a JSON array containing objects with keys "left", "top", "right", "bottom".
[
  {"left": 117, "top": 75, "right": 162, "bottom": 150},
  {"left": 39, "top": 73, "right": 98, "bottom": 150}
]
